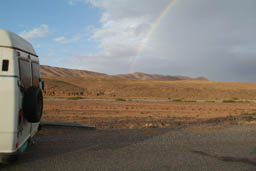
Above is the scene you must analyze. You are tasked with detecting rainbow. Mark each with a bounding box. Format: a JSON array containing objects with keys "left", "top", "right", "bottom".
[{"left": 129, "top": 0, "right": 176, "bottom": 72}]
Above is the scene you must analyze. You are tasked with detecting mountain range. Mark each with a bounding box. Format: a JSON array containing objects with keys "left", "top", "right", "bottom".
[{"left": 40, "top": 65, "right": 208, "bottom": 81}]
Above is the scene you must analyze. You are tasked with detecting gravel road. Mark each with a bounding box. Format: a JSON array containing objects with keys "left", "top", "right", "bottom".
[{"left": 1, "top": 125, "right": 256, "bottom": 171}]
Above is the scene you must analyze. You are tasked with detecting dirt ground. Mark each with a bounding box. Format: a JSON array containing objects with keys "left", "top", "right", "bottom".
[
  {"left": 43, "top": 77, "right": 256, "bottom": 100},
  {"left": 42, "top": 99, "right": 256, "bottom": 129},
  {"left": 40, "top": 66, "right": 256, "bottom": 130}
]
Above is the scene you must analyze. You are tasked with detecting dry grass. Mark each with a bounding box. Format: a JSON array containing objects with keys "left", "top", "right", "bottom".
[
  {"left": 41, "top": 72, "right": 256, "bottom": 129},
  {"left": 42, "top": 99, "right": 256, "bottom": 129},
  {"left": 42, "top": 76, "right": 256, "bottom": 100}
]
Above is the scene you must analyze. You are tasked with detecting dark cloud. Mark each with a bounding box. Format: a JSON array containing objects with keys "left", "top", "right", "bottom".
[{"left": 147, "top": 0, "right": 256, "bottom": 81}]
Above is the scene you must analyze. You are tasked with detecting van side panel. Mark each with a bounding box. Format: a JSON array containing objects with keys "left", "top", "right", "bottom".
[
  {"left": 0, "top": 48, "right": 16, "bottom": 76},
  {"left": 0, "top": 48, "right": 18, "bottom": 152},
  {"left": 0, "top": 77, "right": 18, "bottom": 152},
  {"left": 0, "top": 77, "right": 17, "bottom": 132}
]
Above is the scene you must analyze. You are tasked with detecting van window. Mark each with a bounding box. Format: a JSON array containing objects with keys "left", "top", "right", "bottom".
[
  {"left": 2, "top": 60, "right": 9, "bottom": 71},
  {"left": 19, "top": 58, "right": 32, "bottom": 89},
  {"left": 32, "top": 62, "right": 40, "bottom": 86}
]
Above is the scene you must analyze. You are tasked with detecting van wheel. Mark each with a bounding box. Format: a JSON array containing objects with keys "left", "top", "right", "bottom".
[{"left": 22, "top": 86, "right": 43, "bottom": 123}]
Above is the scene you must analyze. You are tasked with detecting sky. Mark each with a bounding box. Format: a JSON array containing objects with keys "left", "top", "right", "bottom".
[{"left": 0, "top": 0, "right": 256, "bottom": 82}]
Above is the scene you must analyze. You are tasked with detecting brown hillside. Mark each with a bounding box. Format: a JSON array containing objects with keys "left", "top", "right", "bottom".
[
  {"left": 41, "top": 65, "right": 207, "bottom": 81},
  {"left": 40, "top": 65, "right": 256, "bottom": 100},
  {"left": 115, "top": 72, "right": 208, "bottom": 81},
  {"left": 41, "top": 65, "right": 108, "bottom": 78}
]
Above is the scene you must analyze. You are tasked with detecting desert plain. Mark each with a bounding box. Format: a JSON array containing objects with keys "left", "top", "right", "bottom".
[{"left": 41, "top": 65, "right": 256, "bottom": 129}]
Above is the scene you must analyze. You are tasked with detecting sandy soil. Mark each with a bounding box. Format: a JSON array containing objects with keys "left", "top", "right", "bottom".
[
  {"left": 43, "top": 77, "right": 256, "bottom": 100},
  {"left": 42, "top": 99, "right": 256, "bottom": 129}
]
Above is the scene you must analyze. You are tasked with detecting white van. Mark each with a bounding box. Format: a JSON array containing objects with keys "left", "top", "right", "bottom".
[{"left": 0, "top": 30, "right": 43, "bottom": 163}]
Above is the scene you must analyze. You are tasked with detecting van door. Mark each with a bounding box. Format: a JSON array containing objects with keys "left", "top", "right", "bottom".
[
  {"left": 17, "top": 57, "right": 32, "bottom": 146},
  {"left": 30, "top": 61, "right": 40, "bottom": 136}
]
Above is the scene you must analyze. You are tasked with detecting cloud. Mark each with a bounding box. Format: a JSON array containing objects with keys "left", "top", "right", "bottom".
[
  {"left": 54, "top": 36, "right": 80, "bottom": 44},
  {"left": 66, "top": 52, "right": 132, "bottom": 74},
  {"left": 67, "top": 0, "right": 88, "bottom": 6},
  {"left": 68, "top": 0, "right": 79, "bottom": 5},
  {"left": 77, "top": 0, "right": 168, "bottom": 67},
  {"left": 19, "top": 24, "right": 51, "bottom": 40},
  {"left": 53, "top": 27, "right": 93, "bottom": 44},
  {"left": 67, "top": 0, "right": 169, "bottom": 58},
  {"left": 66, "top": 0, "right": 256, "bottom": 81},
  {"left": 35, "top": 44, "right": 41, "bottom": 48}
]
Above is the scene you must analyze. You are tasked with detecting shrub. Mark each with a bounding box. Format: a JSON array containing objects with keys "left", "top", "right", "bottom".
[
  {"left": 68, "top": 96, "right": 83, "bottom": 100},
  {"left": 115, "top": 98, "right": 126, "bottom": 102},
  {"left": 223, "top": 100, "right": 236, "bottom": 103},
  {"left": 150, "top": 125, "right": 159, "bottom": 129},
  {"left": 173, "top": 99, "right": 183, "bottom": 102},
  {"left": 184, "top": 100, "right": 196, "bottom": 103},
  {"left": 237, "top": 100, "right": 251, "bottom": 103}
]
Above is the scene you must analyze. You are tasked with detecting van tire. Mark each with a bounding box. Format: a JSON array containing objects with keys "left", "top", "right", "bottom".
[{"left": 22, "top": 86, "right": 43, "bottom": 123}]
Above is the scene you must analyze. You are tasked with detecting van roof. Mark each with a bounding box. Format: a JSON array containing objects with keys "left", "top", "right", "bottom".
[{"left": 0, "top": 29, "right": 37, "bottom": 56}]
